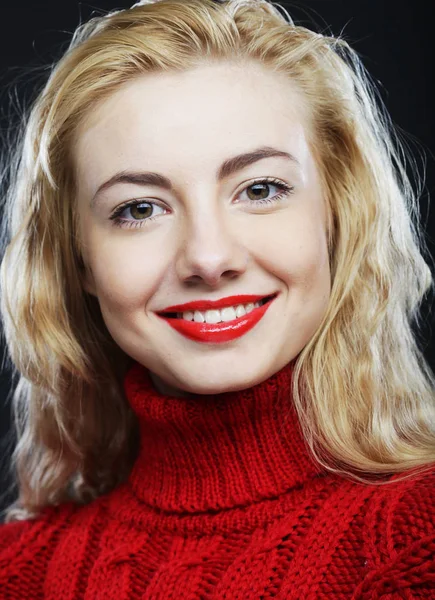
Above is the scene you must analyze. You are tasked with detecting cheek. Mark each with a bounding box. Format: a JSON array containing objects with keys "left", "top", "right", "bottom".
[
  {"left": 251, "top": 211, "right": 329, "bottom": 283},
  {"left": 87, "top": 238, "right": 169, "bottom": 310},
  {"left": 294, "top": 239, "right": 331, "bottom": 311},
  {"left": 290, "top": 241, "right": 331, "bottom": 327}
]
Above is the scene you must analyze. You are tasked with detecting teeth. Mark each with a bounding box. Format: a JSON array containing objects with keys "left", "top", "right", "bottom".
[
  {"left": 194, "top": 311, "right": 205, "bottom": 323},
  {"left": 181, "top": 301, "right": 262, "bottom": 323},
  {"left": 235, "top": 304, "right": 247, "bottom": 318},
  {"left": 221, "top": 306, "right": 237, "bottom": 322}
]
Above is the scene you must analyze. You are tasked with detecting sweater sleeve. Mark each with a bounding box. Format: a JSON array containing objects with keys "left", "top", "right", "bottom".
[{"left": 352, "top": 468, "right": 435, "bottom": 599}]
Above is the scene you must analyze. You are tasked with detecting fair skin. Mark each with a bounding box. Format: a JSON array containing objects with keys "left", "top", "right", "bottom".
[{"left": 73, "top": 60, "right": 331, "bottom": 397}]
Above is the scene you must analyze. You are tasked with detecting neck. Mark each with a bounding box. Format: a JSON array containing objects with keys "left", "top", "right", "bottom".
[{"left": 123, "top": 359, "right": 324, "bottom": 514}]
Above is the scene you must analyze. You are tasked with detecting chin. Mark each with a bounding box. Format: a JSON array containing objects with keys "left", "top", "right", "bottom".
[
  {"left": 178, "top": 371, "right": 266, "bottom": 397},
  {"left": 152, "top": 359, "right": 273, "bottom": 397}
]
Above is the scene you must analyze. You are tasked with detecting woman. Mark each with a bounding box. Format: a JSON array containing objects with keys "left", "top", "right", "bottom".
[{"left": 0, "top": 0, "right": 434, "bottom": 597}]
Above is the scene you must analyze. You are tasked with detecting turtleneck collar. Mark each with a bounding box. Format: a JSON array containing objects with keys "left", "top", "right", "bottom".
[{"left": 123, "top": 359, "right": 324, "bottom": 514}]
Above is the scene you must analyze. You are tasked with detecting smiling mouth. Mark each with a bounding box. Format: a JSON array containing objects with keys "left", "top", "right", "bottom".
[{"left": 160, "top": 294, "right": 276, "bottom": 319}]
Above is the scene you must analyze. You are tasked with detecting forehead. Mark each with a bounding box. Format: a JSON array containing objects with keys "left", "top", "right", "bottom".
[{"left": 73, "top": 61, "right": 312, "bottom": 183}]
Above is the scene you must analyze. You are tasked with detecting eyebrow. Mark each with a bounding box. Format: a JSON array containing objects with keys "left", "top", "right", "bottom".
[{"left": 90, "top": 145, "right": 300, "bottom": 208}]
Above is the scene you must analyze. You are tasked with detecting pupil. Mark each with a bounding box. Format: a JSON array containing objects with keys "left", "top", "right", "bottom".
[
  {"left": 248, "top": 184, "right": 268, "bottom": 201},
  {"left": 132, "top": 204, "right": 152, "bottom": 219}
]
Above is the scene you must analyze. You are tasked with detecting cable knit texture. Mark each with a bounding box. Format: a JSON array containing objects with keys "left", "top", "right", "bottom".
[{"left": 0, "top": 359, "right": 434, "bottom": 598}]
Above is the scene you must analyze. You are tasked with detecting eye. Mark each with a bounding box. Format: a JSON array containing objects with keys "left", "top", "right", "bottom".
[
  {"left": 238, "top": 178, "right": 294, "bottom": 205},
  {"left": 110, "top": 201, "right": 166, "bottom": 229},
  {"left": 109, "top": 177, "right": 294, "bottom": 229}
]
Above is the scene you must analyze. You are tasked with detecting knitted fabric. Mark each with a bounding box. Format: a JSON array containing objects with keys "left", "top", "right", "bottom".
[{"left": 0, "top": 359, "right": 434, "bottom": 599}]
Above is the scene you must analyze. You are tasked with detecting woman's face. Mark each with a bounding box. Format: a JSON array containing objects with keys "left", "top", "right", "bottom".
[{"left": 73, "top": 60, "right": 331, "bottom": 396}]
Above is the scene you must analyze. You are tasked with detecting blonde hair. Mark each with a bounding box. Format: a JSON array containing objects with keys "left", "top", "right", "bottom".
[{"left": 1, "top": 0, "right": 434, "bottom": 525}]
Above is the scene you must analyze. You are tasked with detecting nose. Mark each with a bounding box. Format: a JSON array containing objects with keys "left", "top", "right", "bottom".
[{"left": 174, "top": 206, "right": 248, "bottom": 288}]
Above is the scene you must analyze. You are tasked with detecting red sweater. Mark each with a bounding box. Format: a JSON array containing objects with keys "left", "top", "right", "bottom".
[{"left": 1, "top": 359, "right": 434, "bottom": 599}]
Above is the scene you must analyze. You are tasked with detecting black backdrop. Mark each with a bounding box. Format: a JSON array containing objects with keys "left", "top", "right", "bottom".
[{"left": 0, "top": 0, "right": 434, "bottom": 517}]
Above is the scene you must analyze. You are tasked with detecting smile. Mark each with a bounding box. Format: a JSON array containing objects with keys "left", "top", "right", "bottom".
[
  {"left": 156, "top": 294, "right": 278, "bottom": 343},
  {"left": 168, "top": 297, "right": 270, "bottom": 323}
]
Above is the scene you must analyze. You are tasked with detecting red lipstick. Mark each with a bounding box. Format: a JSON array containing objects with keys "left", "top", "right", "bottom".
[
  {"left": 159, "top": 294, "right": 273, "bottom": 313},
  {"left": 156, "top": 293, "right": 277, "bottom": 344}
]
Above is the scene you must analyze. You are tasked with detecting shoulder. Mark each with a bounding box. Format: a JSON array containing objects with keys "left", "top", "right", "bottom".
[
  {"left": 355, "top": 465, "right": 435, "bottom": 598},
  {"left": 0, "top": 501, "right": 80, "bottom": 554},
  {"left": 0, "top": 497, "right": 108, "bottom": 565},
  {"left": 0, "top": 497, "right": 109, "bottom": 597},
  {"left": 364, "top": 465, "right": 435, "bottom": 544}
]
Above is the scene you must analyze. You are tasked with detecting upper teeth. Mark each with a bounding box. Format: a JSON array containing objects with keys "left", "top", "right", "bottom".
[{"left": 180, "top": 301, "right": 262, "bottom": 323}]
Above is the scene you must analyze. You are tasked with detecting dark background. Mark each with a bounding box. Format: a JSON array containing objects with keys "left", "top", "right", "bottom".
[{"left": 0, "top": 0, "right": 434, "bottom": 516}]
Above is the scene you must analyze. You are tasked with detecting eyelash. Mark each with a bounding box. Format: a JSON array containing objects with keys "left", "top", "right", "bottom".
[{"left": 109, "top": 177, "right": 295, "bottom": 230}]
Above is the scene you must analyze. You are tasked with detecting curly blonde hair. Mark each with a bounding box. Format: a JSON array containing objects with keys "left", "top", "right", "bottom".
[{"left": 1, "top": 0, "right": 434, "bottom": 524}]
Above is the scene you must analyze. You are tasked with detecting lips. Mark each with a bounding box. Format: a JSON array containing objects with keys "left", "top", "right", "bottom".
[
  {"left": 158, "top": 294, "right": 277, "bottom": 315},
  {"left": 156, "top": 293, "right": 278, "bottom": 343}
]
